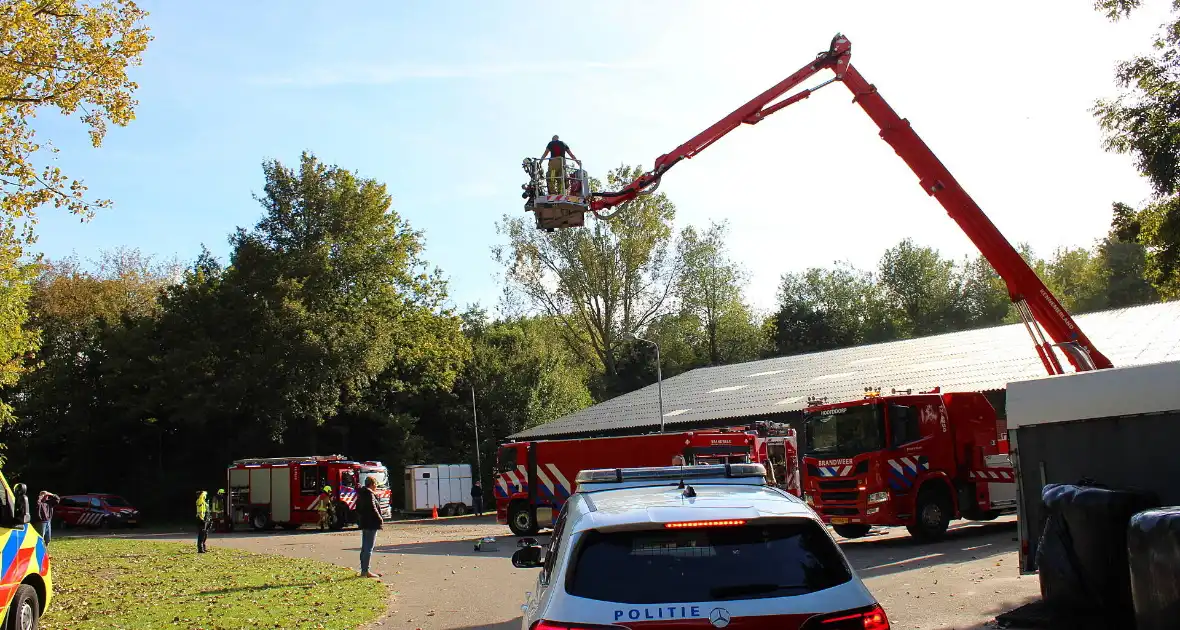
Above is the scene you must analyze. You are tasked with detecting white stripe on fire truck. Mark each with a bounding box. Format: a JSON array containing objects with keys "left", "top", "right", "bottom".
[
  {"left": 839, "top": 465, "right": 853, "bottom": 476},
  {"left": 536, "top": 466, "right": 556, "bottom": 497},
  {"left": 506, "top": 468, "right": 525, "bottom": 491},
  {"left": 495, "top": 475, "right": 509, "bottom": 495},
  {"left": 888, "top": 460, "right": 906, "bottom": 476},
  {"left": 545, "top": 464, "right": 570, "bottom": 494}
]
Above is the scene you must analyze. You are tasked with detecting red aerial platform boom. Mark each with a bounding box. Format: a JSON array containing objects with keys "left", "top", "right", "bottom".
[{"left": 533, "top": 33, "right": 1111, "bottom": 375}]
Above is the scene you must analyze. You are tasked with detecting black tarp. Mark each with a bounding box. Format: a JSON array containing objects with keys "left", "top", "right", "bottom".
[
  {"left": 1128, "top": 507, "right": 1180, "bottom": 630},
  {"left": 1035, "top": 482, "right": 1158, "bottom": 623}
]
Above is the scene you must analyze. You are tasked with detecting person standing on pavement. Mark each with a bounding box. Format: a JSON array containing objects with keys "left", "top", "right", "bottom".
[
  {"left": 356, "top": 476, "right": 383, "bottom": 578},
  {"left": 195, "top": 490, "right": 209, "bottom": 554},
  {"left": 470, "top": 481, "right": 483, "bottom": 516},
  {"left": 35, "top": 491, "right": 59, "bottom": 545}
]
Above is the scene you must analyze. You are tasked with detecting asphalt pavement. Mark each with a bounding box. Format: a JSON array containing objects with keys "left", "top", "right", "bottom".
[{"left": 116, "top": 514, "right": 1038, "bottom": 630}]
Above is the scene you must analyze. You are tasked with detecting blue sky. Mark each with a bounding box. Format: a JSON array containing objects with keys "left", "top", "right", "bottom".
[{"left": 34, "top": 1, "right": 1175, "bottom": 313}]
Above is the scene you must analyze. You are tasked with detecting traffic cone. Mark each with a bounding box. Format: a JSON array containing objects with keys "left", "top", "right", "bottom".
[{"left": 431, "top": 505, "right": 438, "bottom": 519}]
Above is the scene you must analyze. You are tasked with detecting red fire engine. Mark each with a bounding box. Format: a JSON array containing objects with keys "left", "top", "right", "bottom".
[
  {"left": 800, "top": 388, "right": 1016, "bottom": 541},
  {"left": 495, "top": 427, "right": 798, "bottom": 536},
  {"left": 225, "top": 455, "right": 392, "bottom": 531},
  {"left": 523, "top": 33, "right": 1113, "bottom": 378}
]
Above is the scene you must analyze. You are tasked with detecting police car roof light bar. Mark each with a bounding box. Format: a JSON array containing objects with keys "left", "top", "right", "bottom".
[{"left": 574, "top": 463, "right": 766, "bottom": 485}]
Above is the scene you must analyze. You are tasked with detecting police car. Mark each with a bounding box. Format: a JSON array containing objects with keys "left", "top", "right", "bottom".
[{"left": 511, "top": 463, "right": 888, "bottom": 630}]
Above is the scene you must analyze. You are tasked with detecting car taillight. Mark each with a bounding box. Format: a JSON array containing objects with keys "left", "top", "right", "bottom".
[
  {"left": 664, "top": 519, "right": 746, "bottom": 529},
  {"left": 533, "top": 621, "right": 624, "bottom": 630},
  {"left": 805, "top": 604, "right": 890, "bottom": 629}
]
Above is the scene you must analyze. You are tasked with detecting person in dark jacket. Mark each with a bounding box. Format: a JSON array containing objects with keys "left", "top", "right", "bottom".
[
  {"left": 470, "top": 481, "right": 483, "bottom": 516},
  {"left": 35, "top": 491, "right": 59, "bottom": 545},
  {"left": 356, "top": 476, "right": 384, "bottom": 578}
]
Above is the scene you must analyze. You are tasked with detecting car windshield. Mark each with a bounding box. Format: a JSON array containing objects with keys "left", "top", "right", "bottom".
[
  {"left": 360, "top": 471, "right": 388, "bottom": 489},
  {"left": 803, "top": 404, "right": 884, "bottom": 459},
  {"left": 102, "top": 496, "right": 130, "bottom": 507},
  {"left": 566, "top": 521, "right": 851, "bottom": 604}
]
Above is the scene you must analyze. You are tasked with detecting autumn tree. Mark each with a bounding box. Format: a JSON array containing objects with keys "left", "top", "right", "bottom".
[
  {"left": 496, "top": 165, "right": 678, "bottom": 391},
  {"left": 0, "top": 1, "right": 151, "bottom": 432}
]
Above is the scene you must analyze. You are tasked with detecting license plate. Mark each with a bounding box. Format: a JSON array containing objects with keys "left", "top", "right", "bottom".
[{"left": 830, "top": 517, "right": 849, "bottom": 525}]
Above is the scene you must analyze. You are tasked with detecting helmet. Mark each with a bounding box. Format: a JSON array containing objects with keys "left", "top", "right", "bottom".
[
  {"left": 323, "top": 486, "right": 332, "bottom": 493},
  {"left": 217, "top": 489, "right": 225, "bottom": 495}
]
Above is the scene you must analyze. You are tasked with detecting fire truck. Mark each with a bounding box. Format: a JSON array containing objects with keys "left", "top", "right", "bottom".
[
  {"left": 522, "top": 33, "right": 1113, "bottom": 378},
  {"left": 225, "top": 455, "right": 392, "bottom": 531},
  {"left": 800, "top": 388, "right": 1016, "bottom": 541},
  {"left": 495, "top": 426, "right": 798, "bottom": 536}
]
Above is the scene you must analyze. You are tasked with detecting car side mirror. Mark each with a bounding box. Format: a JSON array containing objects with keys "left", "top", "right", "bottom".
[{"left": 512, "top": 545, "right": 544, "bottom": 569}]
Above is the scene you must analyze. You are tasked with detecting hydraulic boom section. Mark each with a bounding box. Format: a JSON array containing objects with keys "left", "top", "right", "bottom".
[{"left": 519, "top": 33, "right": 1111, "bottom": 375}]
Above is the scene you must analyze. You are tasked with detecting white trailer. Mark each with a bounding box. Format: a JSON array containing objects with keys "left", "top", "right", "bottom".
[
  {"left": 1007, "top": 360, "right": 1180, "bottom": 573},
  {"left": 404, "top": 464, "right": 473, "bottom": 516}
]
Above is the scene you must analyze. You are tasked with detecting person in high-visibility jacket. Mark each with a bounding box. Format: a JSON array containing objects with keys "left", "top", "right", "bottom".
[
  {"left": 310, "top": 486, "right": 333, "bottom": 530},
  {"left": 195, "top": 490, "right": 209, "bottom": 553}
]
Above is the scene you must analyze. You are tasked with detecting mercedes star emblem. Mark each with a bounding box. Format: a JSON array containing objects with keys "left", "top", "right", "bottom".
[{"left": 709, "top": 607, "right": 732, "bottom": 628}]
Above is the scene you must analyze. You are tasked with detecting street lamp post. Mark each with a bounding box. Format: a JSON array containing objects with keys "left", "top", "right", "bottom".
[
  {"left": 471, "top": 385, "right": 482, "bottom": 479},
  {"left": 626, "top": 333, "right": 664, "bottom": 432}
]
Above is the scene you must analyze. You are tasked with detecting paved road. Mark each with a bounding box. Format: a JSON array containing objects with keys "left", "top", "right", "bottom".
[{"left": 123, "top": 514, "right": 1037, "bottom": 630}]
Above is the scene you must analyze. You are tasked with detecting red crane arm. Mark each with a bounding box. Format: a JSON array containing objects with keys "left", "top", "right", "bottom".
[
  {"left": 590, "top": 34, "right": 1112, "bottom": 374},
  {"left": 589, "top": 38, "right": 851, "bottom": 210}
]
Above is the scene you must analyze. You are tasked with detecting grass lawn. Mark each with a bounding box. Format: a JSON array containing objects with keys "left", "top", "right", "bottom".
[{"left": 41, "top": 538, "right": 386, "bottom": 630}]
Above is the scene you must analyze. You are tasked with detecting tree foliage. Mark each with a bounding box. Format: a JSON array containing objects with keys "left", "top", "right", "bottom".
[
  {"left": 1094, "top": 0, "right": 1180, "bottom": 296},
  {"left": 0, "top": 0, "right": 151, "bottom": 230},
  {"left": 676, "top": 220, "right": 758, "bottom": 365},
  {"left": 495, "top": 165, "right": 678, "bottom": 391},
  {"left": 765, "top": 204, "right": 1164, "bottom": 357},
  {"left": 3, "top": 154, "right": 481, "bottom": 515},
  {"left": 0, "top": 1, "right": 151, "bottom": 444}
]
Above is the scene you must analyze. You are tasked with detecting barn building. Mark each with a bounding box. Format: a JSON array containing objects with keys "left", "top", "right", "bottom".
[{"left": 509, "top": 302, "right": 1180, "bottom": 442}]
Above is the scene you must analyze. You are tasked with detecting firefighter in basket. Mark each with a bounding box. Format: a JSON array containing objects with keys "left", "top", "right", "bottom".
[{"left": 311, "top": 485, "right": 333, "bottom": 530}]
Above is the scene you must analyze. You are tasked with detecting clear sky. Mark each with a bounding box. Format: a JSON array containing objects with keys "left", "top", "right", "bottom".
[{"left": 33, "top": 1, "right": 1175, "bottom": 314}]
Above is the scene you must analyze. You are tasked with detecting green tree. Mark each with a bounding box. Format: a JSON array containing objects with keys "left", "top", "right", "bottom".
[
  {"left": 1044, "top": 247, "right": 1106, "bottom": 313},
  {"left": 767, "top": 263, "right": 895, "bottom": 356},
  {"left": 496, "top": 165, "right": 678, "bottom": 391},
  {"left": 1093, "top": 0, "right": 1180, "bottom": 296},
  {"left": 676, "top": 220, "right": 753, "bottom": 365},
  {"left": 876, "top": 239, "right": 969, "bottom": 337}
]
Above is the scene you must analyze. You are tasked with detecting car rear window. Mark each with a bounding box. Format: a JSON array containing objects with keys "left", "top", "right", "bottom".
[{"left": 566, "top": 521, "right": 851, "bottom": 604}]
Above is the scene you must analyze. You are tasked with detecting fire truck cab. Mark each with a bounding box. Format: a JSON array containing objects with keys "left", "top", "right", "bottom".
[
  {"left": 226, "top": 455, "right": 392, "bottom": 531},
  {"left": 801, "top": 389, "right": 1015, "bottom": 541}
]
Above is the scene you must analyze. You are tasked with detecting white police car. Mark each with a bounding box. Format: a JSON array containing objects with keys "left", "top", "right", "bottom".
[{"left": 511, "top": 463, "right": 888, "bottom": 630}]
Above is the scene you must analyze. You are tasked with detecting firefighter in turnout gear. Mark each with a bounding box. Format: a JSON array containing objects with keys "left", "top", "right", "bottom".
[
  {"left": 196, "top": 490, "right": 209, "bottom": 553},
  {"left": 311, "top": 486, "right": 333, "bottom": 530}
]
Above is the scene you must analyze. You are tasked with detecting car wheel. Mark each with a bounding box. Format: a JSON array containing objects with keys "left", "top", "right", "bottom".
[
  {"left": 6, "top": 584, "right": 39, "bottom": 630},
  {"left": 907, "top": 485, "right": 952, "bottom": 542},
  {"left": 508, "top": 503, "right": 538, "bottom": 536},
  {"left": 250, "top": 509, "right": 271, "bottom": 531},
  {"left": 833, "top": 524, "right": 872, "bottom": 539}
]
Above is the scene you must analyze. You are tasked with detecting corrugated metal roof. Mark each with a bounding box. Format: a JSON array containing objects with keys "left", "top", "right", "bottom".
[{"left": 511, "top": 301, "right": 1180, "bottom": 440}]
